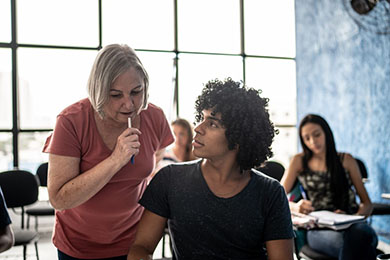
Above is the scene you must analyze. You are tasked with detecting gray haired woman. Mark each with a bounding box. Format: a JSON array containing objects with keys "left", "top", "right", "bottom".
[{"left": 44, "top": 44, "right": 174, "bottom": 260}]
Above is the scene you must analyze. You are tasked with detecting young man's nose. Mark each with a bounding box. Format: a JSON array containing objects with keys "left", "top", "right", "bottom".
[{"left": 194, "top": 122, "right": 204, "bottom": 134}]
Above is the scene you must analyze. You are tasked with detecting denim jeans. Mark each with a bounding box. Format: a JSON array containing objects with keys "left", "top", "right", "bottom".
[
  {"left": 58, "top": 250, "right": 127, "bottom": 260},
  {"left": 307, "top": 222, "right": 378, "bottom": 260}
]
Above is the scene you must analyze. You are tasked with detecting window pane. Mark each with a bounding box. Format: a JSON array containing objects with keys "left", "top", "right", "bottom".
[
  {"left": 271, "top": 127, "right": 297, "bottom": 169},
  {"left": 0, "top": 133, "right": 12, "bottom": 171},
  {"left": 178, "top": 54, "right": 243, "bottom": 122},
  {"left": 178, "top": 0, "right": 241, "bottom": 54},
  {"left": 0, "top": 48, "right": 12, "bottom": 129},
  {"left": 19, "top": 132, "right": 49, "bottom": 173},
  {"left": 103, "top": 0, "right": 174, "bottom": 51},
  {"left": 17, "top": 0, "right": 99, "bottom": 47},
  {"left": 246, "top": 57, "right": 296, "bottom": 125},
  {"left": 18, "top": 48, "right": 97, "bottom": 129},
  {"left": 245, "top": 0, "right": 296, "bottom": 57},
  {"left": 136, "top": 51, "right": 176, "bottom": 121},
  {"left": 0, "top": 0, "right": 11, "bottom": 42}
]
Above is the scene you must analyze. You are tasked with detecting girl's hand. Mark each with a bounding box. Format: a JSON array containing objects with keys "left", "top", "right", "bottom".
[
  {"left": 296, "top": 199, "right": 315, "bottom": 215},
  {"left": 334, "top": 209, "right": 346, "bottom": 214}
]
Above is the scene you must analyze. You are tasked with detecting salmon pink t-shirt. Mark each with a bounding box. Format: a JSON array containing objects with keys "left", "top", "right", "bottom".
[{"left": 43, "top": 98, "right": 174, "bottom": 258}]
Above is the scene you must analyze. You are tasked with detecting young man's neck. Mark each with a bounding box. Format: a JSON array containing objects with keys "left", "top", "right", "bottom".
[
  {"left": 201, "top": 153, "right": 243, "bottom": 183},
  {"left": 201, "top": 155, "right": 251, "bottom": 198}
]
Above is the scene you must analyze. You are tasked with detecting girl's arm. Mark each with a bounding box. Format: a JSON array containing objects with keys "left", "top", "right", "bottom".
[
  {"left": 281, "top": 154, "right": 314, "bottom": 214},
  {"left": 343, "top": 153, "right": 373, "bottom": 216}
]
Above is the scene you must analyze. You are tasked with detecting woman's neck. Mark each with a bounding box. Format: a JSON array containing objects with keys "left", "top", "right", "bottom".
[{"left": 309, "top": 152, "right": 327, "bottom": 172}]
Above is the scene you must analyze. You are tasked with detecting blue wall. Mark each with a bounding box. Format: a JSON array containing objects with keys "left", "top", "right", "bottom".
[{"left": 295, "top": 0, "right": 390, "bottom": 242}]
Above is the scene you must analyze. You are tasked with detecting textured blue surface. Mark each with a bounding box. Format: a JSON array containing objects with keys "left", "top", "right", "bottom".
[{"left": 296, "top": 0, "right": 390, "bottom": 243}]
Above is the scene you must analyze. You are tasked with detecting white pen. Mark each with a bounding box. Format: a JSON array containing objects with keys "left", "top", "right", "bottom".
[
  {"left": 128, "top": 117, "right": 132, "bottom": 128},
  {"left": 128, "top": 118, "right": 135, "bottom": 164}
]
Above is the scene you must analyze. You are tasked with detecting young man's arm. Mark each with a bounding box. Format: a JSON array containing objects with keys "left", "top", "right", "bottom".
[
  {"left": 266, "top": 238, "right": 294, "bottom": 260},
  {"left": 127, "top": 209, "right": 167, "bottom": 260},
  {"left": 0, "top": 225, "right": 14, "bottom": 253}
]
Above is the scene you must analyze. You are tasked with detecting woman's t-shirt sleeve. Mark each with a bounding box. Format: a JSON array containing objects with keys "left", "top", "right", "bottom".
[{"left": 43, "top": 114, "right": 81, "bottom": 157}]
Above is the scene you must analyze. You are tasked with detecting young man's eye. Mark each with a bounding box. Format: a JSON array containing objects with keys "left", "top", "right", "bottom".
[{"left": 209, "top": 122, "right": 218, "bottom": 128}]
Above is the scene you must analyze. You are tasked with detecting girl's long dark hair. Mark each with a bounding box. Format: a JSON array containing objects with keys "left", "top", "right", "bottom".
[{"left": 299, "top": 114, "right": 350, "bottom": 212}]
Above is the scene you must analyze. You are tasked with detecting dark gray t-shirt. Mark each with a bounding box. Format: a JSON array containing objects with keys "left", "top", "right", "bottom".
[{"left": 140, "top": 160, "right": 294, "bottom": 260}]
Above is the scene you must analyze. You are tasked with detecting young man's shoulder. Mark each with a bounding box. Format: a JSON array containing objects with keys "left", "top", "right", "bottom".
[
  {"left": 252, "top": 169, "right": 281, "bottom": 189},
  {"left": 154, "top": 160, "right": 201, "bottom": 178}
]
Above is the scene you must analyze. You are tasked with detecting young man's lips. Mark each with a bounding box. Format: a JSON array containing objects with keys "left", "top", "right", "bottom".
[{"left": 193, "top": 139, "right": 204, "bottom": 147}]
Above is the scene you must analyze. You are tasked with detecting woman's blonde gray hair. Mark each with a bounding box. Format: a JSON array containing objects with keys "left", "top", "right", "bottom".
[{"left": 87, "top": 44, "right": 149, "bottom": 118}]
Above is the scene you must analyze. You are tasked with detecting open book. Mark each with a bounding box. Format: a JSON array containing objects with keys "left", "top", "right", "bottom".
[{"left": 292, "top": 210, "right": 366, "bottom": 230}]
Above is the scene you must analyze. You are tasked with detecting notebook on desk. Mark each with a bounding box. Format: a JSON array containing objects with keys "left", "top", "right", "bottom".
[
  {"left": 309, "top": 210, "right": 366, "bottom": 230},
  {"left": 292, "top": 210, "right": 366, "bottom": 231}
]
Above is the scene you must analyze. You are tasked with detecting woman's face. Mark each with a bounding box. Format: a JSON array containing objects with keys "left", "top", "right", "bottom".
[
  {"left": 301, "top": 122, "right": 326, "bottom": 155},
  {"left": 103, "top": 67, "right": 145, "bottom": 125},
  {"left": 173, "top": 124, "right": 190, "bottom": 148}
]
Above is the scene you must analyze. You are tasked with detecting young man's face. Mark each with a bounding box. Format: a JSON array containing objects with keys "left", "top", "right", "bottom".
[{"left": 192, "top": 109, "right": 233, "bottom": 160}]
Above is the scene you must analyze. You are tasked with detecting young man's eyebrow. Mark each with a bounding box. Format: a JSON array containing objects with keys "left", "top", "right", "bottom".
[{"left": 205, "top": 115, "right": 223, "bottom": 124}]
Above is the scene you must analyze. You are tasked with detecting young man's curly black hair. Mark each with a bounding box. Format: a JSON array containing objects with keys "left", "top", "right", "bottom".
[{"left": 194, "top": 78, "right": 276, "bottom": 172}]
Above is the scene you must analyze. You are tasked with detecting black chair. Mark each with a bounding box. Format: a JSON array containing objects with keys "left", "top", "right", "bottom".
[
  {"left": 257, "top": 160, "right": 285, "bottom": 181},
  {"left": 26, "top": 163, "right": 55, "bottom": 231},
  {"left": 355, "top": 158, "right": 390, "bottom": 216},
  {"left": 0, "top": 169, "right": 40, "bottom": 259}
]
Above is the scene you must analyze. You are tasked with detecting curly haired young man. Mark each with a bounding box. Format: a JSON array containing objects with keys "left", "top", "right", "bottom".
[{"left": 128, "top": 78, "right": 294, "bottom": 260}]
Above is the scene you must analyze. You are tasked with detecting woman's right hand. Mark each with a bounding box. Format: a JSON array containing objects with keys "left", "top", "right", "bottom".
[
  {"left": 295, "top": 199, "right": 315, "bottom": 215},
  {"left": 110, "top": 127, "right": 142, "bottom": 167}
]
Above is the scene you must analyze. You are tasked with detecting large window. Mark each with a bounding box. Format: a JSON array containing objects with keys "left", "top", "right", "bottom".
[{"left": 0, "top": 0, "right": 297, "bottom": 173}]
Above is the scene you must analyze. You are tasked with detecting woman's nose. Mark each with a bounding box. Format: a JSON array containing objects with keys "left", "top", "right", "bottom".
[{"left": 124, "top": 96, "right": 134, "bottom": 109}]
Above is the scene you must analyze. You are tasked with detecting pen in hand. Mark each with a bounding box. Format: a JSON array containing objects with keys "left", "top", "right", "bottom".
[
  {"left": 299, "top": 185, "right": 308, "bottom": 200},
  {"left": 128, "top": 118, "right": 135, "bottom": 164}
]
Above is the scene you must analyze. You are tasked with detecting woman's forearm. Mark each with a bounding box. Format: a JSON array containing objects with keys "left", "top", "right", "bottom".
[{"left": 49, "top": 156, "right": 123, "bottom": 210}]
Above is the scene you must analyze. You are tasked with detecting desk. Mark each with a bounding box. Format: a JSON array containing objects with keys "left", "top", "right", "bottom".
[{"left": 382, "top": 193, "right": 390, "bottom": 199}]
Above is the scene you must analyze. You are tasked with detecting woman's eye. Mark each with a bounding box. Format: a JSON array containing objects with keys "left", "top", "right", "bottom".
[{"left": 110, "top": 94, "right": 121, "bottom": 98}]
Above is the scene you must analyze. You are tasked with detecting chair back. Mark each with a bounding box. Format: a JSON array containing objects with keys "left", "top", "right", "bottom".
[
  {"left": 354, "top": 157, "right": 368, "bottom": 179},
  {"left": 0, "top": 170, "right": 39, "bottom": 208},
  {"left": 36, "top": 162, "right": 49, "bottom": 187},
  {"left": 258, "top": 161, "right": 285, "bottom": 182}
]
